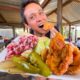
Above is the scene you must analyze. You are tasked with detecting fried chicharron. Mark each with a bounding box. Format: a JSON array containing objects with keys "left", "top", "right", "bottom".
[{"left": 46, "top": 32, "right": 80, "bottom": 75}]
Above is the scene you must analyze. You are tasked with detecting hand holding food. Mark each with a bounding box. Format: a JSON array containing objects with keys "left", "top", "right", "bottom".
[{"left": 43, "top": 22, "right": 53, "bottom": 31}]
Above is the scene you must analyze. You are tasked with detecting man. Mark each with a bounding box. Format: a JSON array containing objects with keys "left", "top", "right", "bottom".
[{"left": 21, "top": 0, "right": 58, "bottom": 38}]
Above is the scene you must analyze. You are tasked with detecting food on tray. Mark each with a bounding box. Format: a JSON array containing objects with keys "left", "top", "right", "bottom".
[
  {"left": 22, "top": 51, "right": 51, "bottom": 76},
  {"left": 6, "top": 35, "right": 38, "bottom": 59},
  {"left": 49, "top": 32, "right": 65, "bottom": 50},
  {"left": 1, "top": 25, "right": 80, "bottom": 76},
  {"left": 46, "top": 32, "right": 80, "bottom": 75},
  {"left": 34, "top": 37, "right": 50, "bottom": 61},
  {"left": 66, "top": 46, "right": 80, "bottom": 74},
  {"left": 4, "top": 34, "right": 51, "bottom": 77},
  {"left": 29, "top": 52, "right": 51, "bottom": 76},
  {"left": 46, "top": 33, "right": 73, "bottom": 75},
  {"left": 0, "top": 60, "right": 25, "bottom": 74},
  {"left": 12, "top": 56, "right": 40, "bottom": 74}
]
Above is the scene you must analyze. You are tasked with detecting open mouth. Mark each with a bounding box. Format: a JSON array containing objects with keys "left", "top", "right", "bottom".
[{"left": 38, "top": 25, "right": 44, "bottom": 28}]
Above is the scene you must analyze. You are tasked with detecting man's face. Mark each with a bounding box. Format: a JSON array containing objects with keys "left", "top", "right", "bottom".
[{"left": 24, "top": 3, "right": 47, "bottom": 34}]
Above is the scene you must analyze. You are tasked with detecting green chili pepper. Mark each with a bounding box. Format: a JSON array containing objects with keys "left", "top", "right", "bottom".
[
  {"left": 12, "top": 56, "right": 40, "bottom": 74},
  {"left": 29, "top": 52, "right": 51, "bottom": 77}
]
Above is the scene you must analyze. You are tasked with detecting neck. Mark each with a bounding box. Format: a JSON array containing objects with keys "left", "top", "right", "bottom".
[{"left": 34, "top": 31, "right": 45, "bottom": 37}]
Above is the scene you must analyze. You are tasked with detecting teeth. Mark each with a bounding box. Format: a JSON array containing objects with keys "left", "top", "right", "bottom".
[{"left": 38, "top": 23, "right": 43, "bottom": 26}]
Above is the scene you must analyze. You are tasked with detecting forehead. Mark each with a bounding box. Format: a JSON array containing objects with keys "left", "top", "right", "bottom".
[{"left": 24, "top": 3, "right": 42, "bottom": 16}]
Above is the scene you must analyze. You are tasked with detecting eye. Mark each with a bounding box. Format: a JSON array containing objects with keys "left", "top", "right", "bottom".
[{"left": 30, "top": 16, "right": 35, "bottom": 20}]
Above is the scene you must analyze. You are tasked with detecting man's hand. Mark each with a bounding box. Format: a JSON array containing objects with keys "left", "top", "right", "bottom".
[{"left": 50, "top": 27, "right": 58, "bottom": 38}]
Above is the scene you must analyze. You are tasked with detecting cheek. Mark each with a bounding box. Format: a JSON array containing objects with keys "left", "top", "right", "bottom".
[
  {"left": 30, "top": 21, "right": 37, "bottom": 26},
  {"left": 28, "top": 21, "right": 37, "bottom": 29}
]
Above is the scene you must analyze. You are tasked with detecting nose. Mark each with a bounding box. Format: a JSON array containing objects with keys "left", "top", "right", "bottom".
[{"left": 36, "top": 14, "right": 43, "bottom": 22}]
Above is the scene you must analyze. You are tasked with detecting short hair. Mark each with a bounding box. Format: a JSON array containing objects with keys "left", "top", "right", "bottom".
[{"left": 21, "top": 0, "right": 40, "bottom": 24}]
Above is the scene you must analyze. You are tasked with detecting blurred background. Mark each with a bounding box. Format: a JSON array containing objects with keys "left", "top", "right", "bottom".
[{"left": 0, "top": 0, "right": 80, "bottom": 51}]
